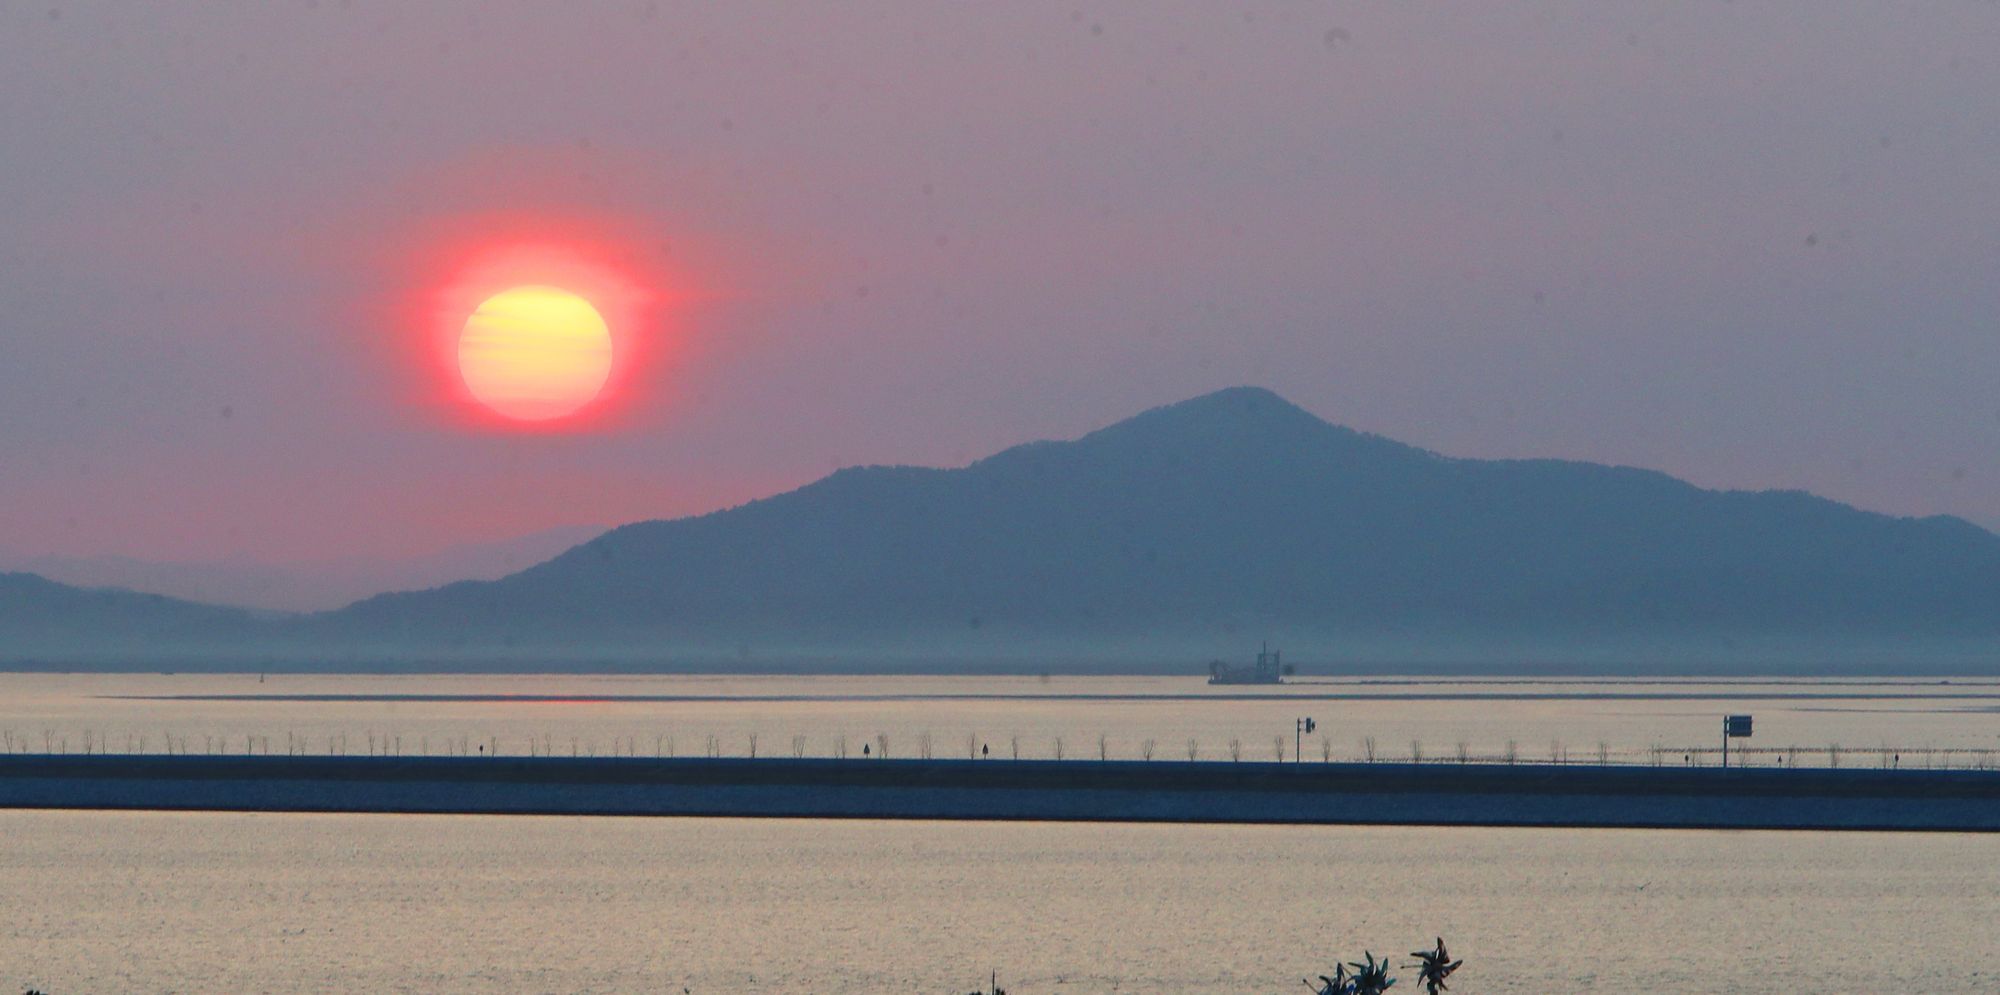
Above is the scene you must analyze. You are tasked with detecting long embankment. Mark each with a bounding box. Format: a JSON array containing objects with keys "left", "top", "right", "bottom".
[{"left": 2, "top": 755, "right": 1996, "bottom": 831}]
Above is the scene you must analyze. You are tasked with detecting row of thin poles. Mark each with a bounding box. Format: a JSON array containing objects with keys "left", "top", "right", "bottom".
[{"left": 1, "top": 727, "right": 1996, "bottom": 769}]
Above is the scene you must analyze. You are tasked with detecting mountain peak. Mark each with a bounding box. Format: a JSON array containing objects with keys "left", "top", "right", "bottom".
[
  {"left": 1082, "top": 386, "right": 1319, "bottom": 441},
  {"left": 1068, "top": 386, "right": 1424, "bottom": 466},
  {"left": 1135, "top": 385, "right": 1312, "bottom": 423}
]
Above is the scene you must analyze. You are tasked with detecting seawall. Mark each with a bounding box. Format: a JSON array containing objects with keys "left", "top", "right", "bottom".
[{"left": 2, "top": 755, "right": 1996, "bottom": 831}]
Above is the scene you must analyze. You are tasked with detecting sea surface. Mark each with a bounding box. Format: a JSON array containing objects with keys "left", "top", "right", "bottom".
[
  {"left": 3, "top": 674, "right": 1999, "bottom": 992},
  {"left": 3, "top": 813, "right": 1996, "bottom": 993}
]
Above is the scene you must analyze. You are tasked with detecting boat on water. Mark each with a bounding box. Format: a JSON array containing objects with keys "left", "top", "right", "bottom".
[{"left": 1207, "top": 642, "right": 1291, "bottom": 685}]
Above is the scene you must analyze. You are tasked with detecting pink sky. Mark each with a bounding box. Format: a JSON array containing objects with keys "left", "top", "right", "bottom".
[{"left": 2, "top": 3, "right": 1997, "bottom": 564}]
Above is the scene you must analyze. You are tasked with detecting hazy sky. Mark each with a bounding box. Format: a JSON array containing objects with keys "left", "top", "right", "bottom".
[{"left": 3, "top": 2, "right": 1997, "bottom": 564}]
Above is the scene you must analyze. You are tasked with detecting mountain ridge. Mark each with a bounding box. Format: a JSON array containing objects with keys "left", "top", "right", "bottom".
[
  {"left": 327, "top": 387, "right": 2000, "bottom": 650},
  {"left": 6, "top": 386, "right": 1998, "bottom": 669}
]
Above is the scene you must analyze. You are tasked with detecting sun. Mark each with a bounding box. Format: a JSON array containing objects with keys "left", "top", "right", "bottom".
[
  {"left": 456, "top": 285, "right": 613, "bottom": 421},
  {"left": 399, "top": 225, "right": 677, "bottom": 430}
]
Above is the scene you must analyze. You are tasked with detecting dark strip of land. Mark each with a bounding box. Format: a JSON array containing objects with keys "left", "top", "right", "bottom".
[{"left": 3, "top": 756, "right": 1998, "bottom": 831}]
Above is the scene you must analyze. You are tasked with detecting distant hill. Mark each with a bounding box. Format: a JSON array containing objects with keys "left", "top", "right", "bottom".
[
  {"left": 307, "top": 386, "right": 2000, "bottom": 668},
  {"left": 0, "top": 572, "right": 267, "bottom": 661},
  {"left": 3, "top": 524, "right": 604, "bottom": 613}
]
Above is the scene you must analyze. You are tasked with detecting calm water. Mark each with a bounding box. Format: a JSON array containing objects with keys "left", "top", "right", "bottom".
[
  {"left": 2, "top": 812, "right": 1996, "bottom": 993},
  {"left": 3, "top": 675, "right": 1999, "bottom": 992}
]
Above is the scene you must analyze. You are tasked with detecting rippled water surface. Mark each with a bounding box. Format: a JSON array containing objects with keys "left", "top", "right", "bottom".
[{"left": 3, "top": 812, "right": 1996, "bottom": 993}]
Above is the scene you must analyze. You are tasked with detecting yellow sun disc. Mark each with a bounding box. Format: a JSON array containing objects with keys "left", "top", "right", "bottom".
[{"left": 457, "top": 285, "right": 613, "bottom": 421}]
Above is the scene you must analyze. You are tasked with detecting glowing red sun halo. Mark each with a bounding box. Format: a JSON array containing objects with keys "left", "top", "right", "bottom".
[{"left": 419, "top": 238, "right": 667, "bottom": 432}]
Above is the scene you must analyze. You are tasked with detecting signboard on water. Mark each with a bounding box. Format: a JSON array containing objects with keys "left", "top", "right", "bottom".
[{"left": 1724, "top": 715, "right": 1753, "bottom": 738}]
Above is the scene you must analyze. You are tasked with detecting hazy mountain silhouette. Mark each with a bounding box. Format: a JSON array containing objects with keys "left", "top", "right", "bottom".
[
  {"left": 2, "top": 524, "right": 604, "bottom": 612},
  {"left": 313, "top": 386, "right": 2000, "bottom": 666},
  {"left": 7, "top": 387, "right": 2000, "bottom": 669},
  {"left": 0, "top": 572, "right": 267, "bottom": 657}
]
